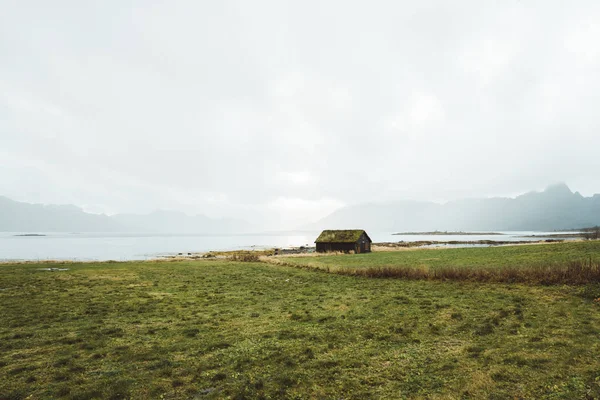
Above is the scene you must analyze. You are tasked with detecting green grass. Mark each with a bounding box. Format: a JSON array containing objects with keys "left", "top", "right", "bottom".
[
  {"left": 283, "top": 240, "right": 600, "bottom": 271},
  {"left": 1, "top": 258, "right": 600, "bottom": 399}
]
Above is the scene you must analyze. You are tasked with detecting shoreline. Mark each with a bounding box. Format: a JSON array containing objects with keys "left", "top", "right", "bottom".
[{"left": 0, "top": 238, "right": 584, "bottom": 263}]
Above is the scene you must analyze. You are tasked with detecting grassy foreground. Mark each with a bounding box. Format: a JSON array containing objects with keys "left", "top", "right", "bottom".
[{"left": 1, "top": 256, "right": 600, "bottom": 399}]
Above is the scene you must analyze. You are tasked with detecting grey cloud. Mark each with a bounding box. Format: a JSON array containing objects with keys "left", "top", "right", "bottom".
[{"left": 2, "top": 0, "right": 600, "bottom": 229}]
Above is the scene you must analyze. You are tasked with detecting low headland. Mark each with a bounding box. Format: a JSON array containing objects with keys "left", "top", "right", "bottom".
[{"left": 393, "top": 230, "right": 504, "bottom": 235}]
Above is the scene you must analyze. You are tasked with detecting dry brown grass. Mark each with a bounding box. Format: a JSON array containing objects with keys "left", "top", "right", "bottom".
[
  {"left": 343, "top": 259, "right": 600, "bottom": 284},
  {"left": 227, "top": 251, "right": 263, "bottom": 262},
  {"left": 265, "top": 257, "right": 600, "bottom": 285}
]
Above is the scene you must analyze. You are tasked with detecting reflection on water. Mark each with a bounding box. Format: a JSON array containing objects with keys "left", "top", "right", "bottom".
[{"left": 0, "top": 231, "right": 578, "bottom": 261}]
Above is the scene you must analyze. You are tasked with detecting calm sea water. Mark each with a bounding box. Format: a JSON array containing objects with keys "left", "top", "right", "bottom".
[{"left": 0, "top": 231, "right": 575, "bottom": 262}]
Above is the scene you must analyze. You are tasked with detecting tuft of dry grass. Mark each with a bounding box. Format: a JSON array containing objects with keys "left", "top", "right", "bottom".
[{"left": 228, "top": 251, "right": 262, "bottom": 262}]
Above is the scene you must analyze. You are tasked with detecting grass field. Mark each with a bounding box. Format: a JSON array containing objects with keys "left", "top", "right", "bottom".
[
  {"left": 281, "top": 240, "right": 600, "bottom": 271},
  {"left": 1, "top": 243, "right": 600, "bottom": 399},
  {"left": 275, "top": 241, "right": 600, "bottom": 284}
]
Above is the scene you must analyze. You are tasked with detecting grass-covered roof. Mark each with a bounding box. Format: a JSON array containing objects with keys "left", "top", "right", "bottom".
[{"left": 315, "top": 230, "right": 369, "bottom": 243}]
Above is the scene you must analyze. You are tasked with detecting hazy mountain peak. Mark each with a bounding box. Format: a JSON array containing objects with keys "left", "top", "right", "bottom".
[{"left": 544, "top": 183, "right": 572, "bottom": 195}]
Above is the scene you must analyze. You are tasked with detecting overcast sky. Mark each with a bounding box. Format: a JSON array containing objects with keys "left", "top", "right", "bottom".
[{"left": 2, "top": 1, "right": 600, "bottom": 228}]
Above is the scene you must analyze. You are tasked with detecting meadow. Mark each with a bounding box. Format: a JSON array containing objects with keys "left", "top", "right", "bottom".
[
  {"left": 277, "top": 241, "right": 600, "bottom": 284},
  {"left": 1, "top": 242, "right": 600, "bottom": 399},
  {"left": 281, "top": 240, "right": 600, "bottom": 271}
]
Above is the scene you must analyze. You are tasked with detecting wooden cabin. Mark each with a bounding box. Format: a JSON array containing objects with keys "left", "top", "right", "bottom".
[{"left": 314, "top": 230, "right": 372, "bottom": 253}]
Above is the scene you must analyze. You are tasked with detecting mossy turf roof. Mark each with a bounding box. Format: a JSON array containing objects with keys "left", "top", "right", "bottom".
[{"left": 315, "top": 230, "right": 369, "bottom": 243}]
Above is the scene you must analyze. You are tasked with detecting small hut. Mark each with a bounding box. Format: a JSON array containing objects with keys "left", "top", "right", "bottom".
[{"left": 314, "top": 230, "right": 372, "bottom": 253}]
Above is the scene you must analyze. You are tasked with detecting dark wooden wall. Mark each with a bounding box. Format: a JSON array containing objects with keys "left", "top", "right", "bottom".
[
  {"left": 357, "top": 233, "right": 371, "bottom": 253},
  {"left": 316, "top": 235, "right": 372, "bottom": 254},
  {"left": 316, "top": 242, "right": 356, "bottom": 253}
]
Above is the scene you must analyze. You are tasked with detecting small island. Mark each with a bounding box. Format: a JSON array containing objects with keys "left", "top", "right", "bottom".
[
  {"left": 14, "top": 234, "right": 47, "bottom": 237},
  {"left": 392, "top": 231, "right": 504, "bottom": 236}
]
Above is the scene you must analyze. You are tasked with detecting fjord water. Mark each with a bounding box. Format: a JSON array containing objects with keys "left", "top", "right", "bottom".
[{"left": 0, "top": 231, "right": 575, "bottom": 262}]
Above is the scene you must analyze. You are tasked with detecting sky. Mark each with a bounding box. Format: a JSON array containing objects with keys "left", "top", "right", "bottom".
[{"left": 2, "top": 1, "right": 600, "bottom": 229}]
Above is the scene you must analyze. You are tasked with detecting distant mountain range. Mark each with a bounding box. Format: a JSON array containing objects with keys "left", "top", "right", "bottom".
[
  {"left": 3, "top": 184, "right": 600, "bottom": 233},
  {"left": 0, "top": 196, "right": 250, "bottom": 233},
  {"left": 308, "top": 184, "right": 600, "bottom": 232}
]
